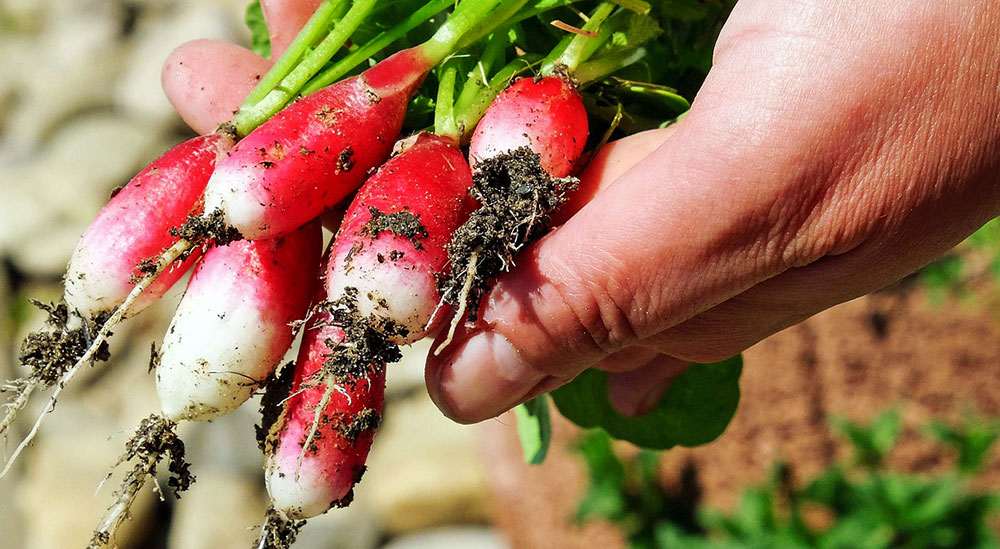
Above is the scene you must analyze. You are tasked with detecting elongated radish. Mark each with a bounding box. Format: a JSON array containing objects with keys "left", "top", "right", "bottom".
[
  {"left": 260, "top": 134, "right": 474, "bottom": 538},
  {"left": 156, "top": 222, "right": 322, "bottom": 421},
  {"left": 468, "top": 75, "right": 588, "bottom": 177},
  {"left": 90, "top": 224, "right": 321, "bottom": 546},
  {"left": 0, "top": 132, "right": 233, "bottom": 456},
  {"left": 65, "top": 132, "right": 234, "bottom": 320},
  {"left": 262, "top": 291, "right": 388, "bottom": 523}
]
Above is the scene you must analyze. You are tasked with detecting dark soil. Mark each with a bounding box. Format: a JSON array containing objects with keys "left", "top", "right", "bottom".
[
  {"left": 256, "top": 362, "right": 296, "bottom": 452},
  {"left": 312, "top": 287, "right": 406, "bottom": 386},
  {"left": 169, "top": 208, "right": 243, "bottom": 247},
  {"left": 361, "top": 207, "right": 427, "bottom": 250},
  {"left": 438, "top": 147, "right": 578, "bottom": 322},
  {"left": 17, "top": 300, "right": 110, "bottom": 386},
  {"left": 257, "top": 507, "right": 305, "bottom": 549}
]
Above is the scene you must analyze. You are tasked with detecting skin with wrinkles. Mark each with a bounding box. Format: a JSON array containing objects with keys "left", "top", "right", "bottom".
[{"left": 163, "top": 0, "right": 1000, "bottom": 422}]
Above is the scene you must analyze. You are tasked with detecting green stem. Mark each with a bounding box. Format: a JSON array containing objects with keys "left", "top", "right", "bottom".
[
  {"left": 421, "top": 0, "right": 529, "bottom": 65},
  {"left": 300, "top": 0, "right": 453, "bottom": 96},
  {"left": 452, "top": 29, "right": 510, "bottom": 121},
  {"left": 434, "top": 59, "right": 460, "bottom": 139},
  {"left": 573, "top": 46, "right": 647, "bottom": 86},
  {"left": 232, "top": 0, "right": 378, "bottom": 136},
  {"left": 542, "top": 2, "right": 616, "bottom": 74},
  {"left": 240, "top": 0, "right": 349, "bottom": 110}
]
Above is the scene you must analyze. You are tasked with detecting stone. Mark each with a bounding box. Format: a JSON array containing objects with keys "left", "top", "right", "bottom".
[
  {"left": 115, "top": 2, "right": 241, "bottom": 127},
  {"left": 168, "top": 469, "right": 268, "bottom": 549},
  {"left": 291, "top": 500, "right": 381, "bottom": 549},
  {"left": 360, "top": 392, "right": 493, "bottom": 532}
]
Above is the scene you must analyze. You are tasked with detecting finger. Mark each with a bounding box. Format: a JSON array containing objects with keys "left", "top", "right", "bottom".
[
  {"left": 260, "top": 0, "right": 325, "bottom": 58},
  {"left": 606, "top": 355, "right": 690, "bottom": 417},
  {"left": 162, "top": 39, "right": 271, "bottom": 134},
  {"left": 554, "top": 126, "right": 677, "bottom": 224}
]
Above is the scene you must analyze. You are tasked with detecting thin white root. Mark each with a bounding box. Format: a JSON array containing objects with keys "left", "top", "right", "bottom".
[
  {"left": 296, "top": 379, "right": 335, "bottom": 479},
  {"left": 0, "top": 239, "right": 193, "bottom": 478},
  {"left": 0, "top": 380, "right": 36, "bottom": 441},
  {"left": 434, "top": 250, "right": 479, "bottom": 356},
  {"left": 89, "top": 455, "right": 157, "bottom": 549}
]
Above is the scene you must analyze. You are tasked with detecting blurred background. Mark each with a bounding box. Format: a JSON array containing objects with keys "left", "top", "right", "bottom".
[{"left": 1, "top": 1, "right": 998, "bottom": 548}]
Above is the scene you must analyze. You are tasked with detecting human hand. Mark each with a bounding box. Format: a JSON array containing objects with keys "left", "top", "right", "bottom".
[{"left": 422, "top": 1, "right": 1000, "bottom": 422}]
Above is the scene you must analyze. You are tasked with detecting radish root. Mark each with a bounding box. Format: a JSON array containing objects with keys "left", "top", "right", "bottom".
[
  {"left": 89, "top": 415, "right": 192, "bottom": 548},
  {"left": 0, "top": 239, "right": 194, "bottom": 478}
]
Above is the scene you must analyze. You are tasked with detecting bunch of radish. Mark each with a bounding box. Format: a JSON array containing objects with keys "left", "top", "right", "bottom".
[{"left": 0, "top": 0, "right": 676, "bottom": 546}]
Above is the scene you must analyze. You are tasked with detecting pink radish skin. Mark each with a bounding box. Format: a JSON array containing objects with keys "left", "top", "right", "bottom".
[
  {"left": 265, "top": 300, "right": 386, "bottom": 520},
  {"left": 155, "top": 222, "right": 321, "bottom": 422},
  {"left": 468, "top": 76, "right": 588, "bottom": 177},
  {"left": 64, "top": 133, "right": 234, "bottom": 320},
  {"left": 204, "top": 48, "right": 435, "bottom": 240},
  {"left": 325, "top": 133, "right": 475, "bottom": 342}
]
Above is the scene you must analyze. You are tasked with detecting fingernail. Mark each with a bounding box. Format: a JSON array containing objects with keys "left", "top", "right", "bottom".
[{"left": 429, "top": 331, "right": 545, "bottom": 423}]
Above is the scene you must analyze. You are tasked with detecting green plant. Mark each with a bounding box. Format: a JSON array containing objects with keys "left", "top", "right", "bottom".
[{"left": 576, "top": 409, "right": 1000, "bottom": 549}]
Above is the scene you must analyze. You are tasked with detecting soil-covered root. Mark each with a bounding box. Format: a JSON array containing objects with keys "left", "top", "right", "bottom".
[
  {"left": 436, "top": 146, "right": 578, "bottom": 335},
  {"left": 0, "top": 300, "right": 110, "bottom": 440},
  {"left": 255, "top": 507, "right": 306, "bottom": 549},
  {"left": 89, "top": 414, "right": 193, "bottom": 548}
]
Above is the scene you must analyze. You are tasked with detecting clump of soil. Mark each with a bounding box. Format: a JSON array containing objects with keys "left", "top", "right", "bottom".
[
  {"left": 313, "top": 287, "right": 406, "bottom": 385},
  {"left": 337, "top": 407, "right": 381, "bottom": 444},
  {"left": 257, "top": 507, "right": 305, "bottom": 549},
  {"left": 91, "top": 415, "right": 193, "bottom": 547},
  {"left": 169, "top": 208, "right": 243, "bottom": 247},
  {"left": 438, "top": 147, "right": 578, "bottom": 321},
  {"left": 256, "top": 362, "right": 295, "bottom": 452},
  {"left": 16, "top": 299, "right": 110, "bottom": 386},
  {"left": 361, "top": 207, "right": 428, "bottom": 250}
]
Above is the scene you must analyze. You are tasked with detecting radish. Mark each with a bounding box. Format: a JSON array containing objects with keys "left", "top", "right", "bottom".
[
  {"left": 202, "top": 0, "right": 531, "bottom": 241},
  {"left": 0, "top": 131, "right": 234, "bottom": 465},
  {"left": 64, "top": 132, "right": 234, "bottom": 320},
  {"left": 90, "top": 223, "right": 321, "bottom": 546},
  {"left": 436, "top": 2, "right": 656, "bottom": 346},
  {"left": 155, "top": 222, "right": 322, "bottom": 422},
  {"left": 259, "top": 133, "right": 475, "bottom": 537},
  {"left": 261, "top": 285, "right": 389, "bottom": 526}
]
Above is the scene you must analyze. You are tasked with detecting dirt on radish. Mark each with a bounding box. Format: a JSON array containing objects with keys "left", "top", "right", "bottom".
[{"left": 438, "top": 146, "right": 579, "bottom": 322}]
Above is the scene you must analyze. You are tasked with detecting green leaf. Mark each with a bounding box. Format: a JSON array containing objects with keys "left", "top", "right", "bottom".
[
  {"left": 245, "top": 0, "right": 271, "bottom": 58},
  {"left": 551, "top": 355, "right": 742, "bottom": 449},
  {"left": 514, "top": 395, "right": 552, "bottom": 464}
]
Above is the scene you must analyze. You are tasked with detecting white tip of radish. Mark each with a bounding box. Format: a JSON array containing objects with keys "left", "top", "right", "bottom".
[
  {"left": 156, "top": 289, "right": 286, "bottom": 422},
  {"left": 264, "top": 455, "right": 339, "bottom": 520}
]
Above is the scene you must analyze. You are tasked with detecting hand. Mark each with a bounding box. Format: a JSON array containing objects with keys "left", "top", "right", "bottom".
[{"left": 423, "top": 1, "right": 1000, "bottom": 422}]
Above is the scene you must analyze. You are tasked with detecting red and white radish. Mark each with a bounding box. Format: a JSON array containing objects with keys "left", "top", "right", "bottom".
[
  {"left": 262, "top": 133, "right": 474, "bottom": 525},
  {"left": 469, "top": 75, "right": 588, "bottom": 177},
  {"left": 64, "top": 132, "right": 233, "bottom": 321},
  {"left": 156, "top": 222, "right": 322, "bottom": 421},
  {"left": 204, "top": 50, "right": 439, "bottom": 241},
  {"left": 263, "top": 296, "right": 386, "bottom": 521}
]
